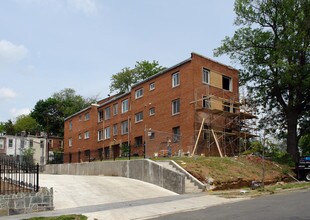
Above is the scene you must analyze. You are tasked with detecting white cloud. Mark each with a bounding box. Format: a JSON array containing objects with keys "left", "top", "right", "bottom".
[
  {"left": 0, "top": 40, "right": 28, "bottom": 65},
  {"left": 67, "top": 0, "right": 98, "bottom": 16},
  {"left": 10, "top": 108, "right": 31, "bottom": 118},
  {"left": 0, "top": 88, "right": 17, "bottom": 100}
]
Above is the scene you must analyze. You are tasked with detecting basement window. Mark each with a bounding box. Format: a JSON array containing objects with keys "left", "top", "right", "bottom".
[
  {"left": 222, "top": 76, "right": 232, "bottom": 91},
  {"left": 135, "top": 136, "right": 143, "bottom": 147}
]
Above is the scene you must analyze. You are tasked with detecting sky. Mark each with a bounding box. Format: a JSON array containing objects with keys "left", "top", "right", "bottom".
[{"left": 0, "top": 0, "right": 237, "bottom": 122}]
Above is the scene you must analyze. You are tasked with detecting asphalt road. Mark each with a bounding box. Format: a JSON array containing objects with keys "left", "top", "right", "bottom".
[{"left": 151, "top": 189, "right": 310, "bottom": 220}]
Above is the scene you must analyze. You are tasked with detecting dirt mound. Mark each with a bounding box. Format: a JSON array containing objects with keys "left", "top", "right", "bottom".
[{"left": 173, "top": 155, "right": 292, "bottom": 190}]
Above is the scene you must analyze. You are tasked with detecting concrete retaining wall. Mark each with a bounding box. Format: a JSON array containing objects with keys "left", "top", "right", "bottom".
[
  {"left": 0, "top": 187, "right": 53, "bottom": 216},
  {"left": 43, "top": 159, "right": 185, "bottom": 194}
]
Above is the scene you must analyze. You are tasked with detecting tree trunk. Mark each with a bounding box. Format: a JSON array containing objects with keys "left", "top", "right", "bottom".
[{"left": 286, "top": 112, "right": 299, "bottom": 162}]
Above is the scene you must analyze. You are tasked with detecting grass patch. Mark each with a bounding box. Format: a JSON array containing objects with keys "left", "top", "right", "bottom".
[{"left": 24, "top": 214, "right": 87, "bottom": 220}]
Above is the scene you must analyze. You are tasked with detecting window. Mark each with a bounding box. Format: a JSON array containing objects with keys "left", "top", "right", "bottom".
[
  {"left": 202, "top": 96, "right": 210, "bottom": 109},
  {"left": 69, "top": 121, "right": 73, "bottom": 130},
  {"left": 78, "top": 134, "right": 82, "bottom": 139},
  {"left": 222, "top": 75, "right": 232, "bottom": 91},
  {"left": 172, "top": 99, "right": 180, "bottom": 115},
  {"left": 85, "top": 112, "right": 90, "bottom": 121},
  {"left": 69, "top": 138, "right": 72, "bottom": 147},
  {"left": 98, "top": 130, "right": 103, "bottom": 141},
  {"left": 135, "top": 136, "right": 143, "bottom": 147},
  {"left": 172, "top": 72, "right": 180, "bottom": 87},
  {"left": 135, "top": 88, "right": 144, "bottom": 99},
  {"left": 149, "top": 82, "right": 155, "bottom": 91},
  {"left": 135, "top": 112, "right": 143, "bottom": 123},
  {"left": 0, "top": 139, "right": 4, "bottom": 149},
  {"left": 9, "top": 139, "right": 13, "bottom": 148},
  {"left": 40, "top": 140, "right": 44, "bottom": 148},
  {"left": 113, "top": 103, "right": 118, "bottom": 115},
  {"left": 113, "top": 124, "right": 118, "bottom": 136},
  {"left": 203, "top": 124, "right": 209, "bottom": 140},
  {"left": 149, "top": 132, "right": 155, "bottom": 140},
  {"left": 149, "top": 107, "right": 155, "bottom": 116},
  {"left": 79, "top": 115, "right": 82, "bottom": 121},
  {"left": 104, "top": 127, "right": 110, "bottom": 139},
  {"left": 202, "top": 68, "right": 210, "bottom": 84},
  {"left": 29, "top": 139, "right": 33, "bottom": 147},
  {"left": 121, "top": 120, "right": 129, "bottom": 134},
  {"left": 122, "top": 99, "right": 129, "bottom": 113},
  {"left": 105, "top": 107, "right": 111, "bottom": 120},
  {"left": 172, "top": 127, "right": 180, "bottom": 142},
  {"left": 84, "top": 131, "right": 90, "bottom": 139},
  {"left": 98, "top": 110, "right": 104, "bottom": 122}
]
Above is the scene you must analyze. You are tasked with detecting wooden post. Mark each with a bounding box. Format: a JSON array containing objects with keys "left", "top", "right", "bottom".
[
  {"left": 191, "top": 118, "right": 205, "bottom": 157},
  {"left": 211, "top": 129, "right": 223, "bottom": 158}
]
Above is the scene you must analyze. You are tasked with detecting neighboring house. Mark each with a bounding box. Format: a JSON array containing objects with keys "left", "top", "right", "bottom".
[
  {"left": 64, "top": 52, "right": 255, "bottom": 163},
  {"left": 1, "top": 134, "right": 63, "bottom": 165}
]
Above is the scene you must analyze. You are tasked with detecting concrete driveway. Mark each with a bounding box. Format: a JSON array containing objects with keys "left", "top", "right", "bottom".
[
  {"left": 40, "top": 174, "right": 177, "bottom": 210},
  {"left": 1, "top": 174, "right": 246, "bottom": 220}
]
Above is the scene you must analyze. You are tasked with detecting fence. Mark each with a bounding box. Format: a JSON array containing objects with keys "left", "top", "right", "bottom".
[{"left": 0, "top": 156, "right": 39, "bottom": 195}]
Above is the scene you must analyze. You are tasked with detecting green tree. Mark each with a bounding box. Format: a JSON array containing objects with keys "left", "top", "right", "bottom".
[
  {"left": 31, "top": 97, "right": 63, "bottom": 136},
  {"left": 299, "top": 134, "right": 310, "bottom": 156},
  {"left": 14, "top": 114, "right": 40, "bottom": 134},
  {"left": 52, "top": 88, "right": 96, "bottom": 118},
  {"left": 0, "top": 122, "right": 4, "bottom": 134},
  {"left": 3, "top": 120, "right": 15, "bottom": 135},
  {"left": 134, "top": 60, "right": 166, "bottom": 82},
  {"left": 31, "top": 88, "right": 97, "bottom": 136},
  {"left": 110, "top": 61, "right": 165, "bottom": 94},
  {"left": 21, "top": 147, "right": 35, "bottom": 166},
  {"left": 214, "top": 0, "right": 310, "bottom": 161}
]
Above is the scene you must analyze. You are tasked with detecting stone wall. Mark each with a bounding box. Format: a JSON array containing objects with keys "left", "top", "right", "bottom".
[
  {"left": 43, "top": 159, "right": 185, "bottom": 194},
  {"left": 0, "top": 187, "right": 53, "bottom": 216}
]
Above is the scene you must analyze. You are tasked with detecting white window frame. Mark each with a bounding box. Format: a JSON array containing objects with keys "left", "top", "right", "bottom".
[
  {"left": 149, "top": 107, "right": 155, "bottom": 116},
  {"left": 149, "top": 82, "right": 155, "bottom": 91},
  {"left": 122, "top": 99, "right": 129, "bottom": 113},
  {"left": 85, "top": 112, "right": 90, "bottom": 121},
  {"left": 69, "top": 121, "right": 73, "bottom": 130},
  {"left": 135, "top": 112, "right": 143, "bottom": 123},
  {"left": 98, "top": 130, "right": 104, "bottom": 141},
  {"left": 105, "top": 107, "right": 111, "bottom": 120},
  {"left": 78, "top": 134, "right": 82, "bottom": 140},
  {"left": 9, "top": 139, "right": 13, "bottom": 148},
  {"left": 172, "top": 72, "right": 180, "bottom": 88},
  {"left": 84, "top": 131, "right": 90, "bottom": 139},
  {"left": 135, "top": 88, "right": 144, "bottom": 99},
  {"left": 113, "top": 103, "right": 118, "bottom": 115},
  {"left": 104, "top": 127, "right": 111, "bottom": 139},
  {"left": 172, "top": 99, "right": 180, "bottom": 115},
  {"left": 121, "top": 120, "right": 129, "bottom": 134},
  {"left": 98, "top": 110, "right": 104, "bottom": 122},
  {"left": 113, "top": 124, "right": 118, "bottom": 136},
  {"left": 69, "top": 138, "right": 72, "bottom": 147},
  {"left": 202, "top": 68, "right": 210, "bottom": 84}
]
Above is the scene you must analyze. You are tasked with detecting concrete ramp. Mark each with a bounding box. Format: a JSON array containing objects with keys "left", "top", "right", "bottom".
[{"left": 40, "top": 174, "right": 177, "bottom": 210}]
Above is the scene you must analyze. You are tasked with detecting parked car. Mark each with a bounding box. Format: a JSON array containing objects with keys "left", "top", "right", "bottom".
[{"left": 296, "top": 156, "right": 310, "bottom": 181}]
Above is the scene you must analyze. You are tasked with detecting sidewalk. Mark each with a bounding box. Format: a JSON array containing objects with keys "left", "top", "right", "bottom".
[{"left": 0, "top": 174, "right": 246, "bottom": 220}]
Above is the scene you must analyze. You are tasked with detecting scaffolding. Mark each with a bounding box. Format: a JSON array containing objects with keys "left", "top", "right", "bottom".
[{"left": 190, "top": 88, "right": 257, "bottom": 157}]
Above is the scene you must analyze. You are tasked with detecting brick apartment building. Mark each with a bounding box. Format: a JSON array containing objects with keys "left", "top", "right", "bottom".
[{"left": 64, "top": 52, "right": 254, "bottom": 163}]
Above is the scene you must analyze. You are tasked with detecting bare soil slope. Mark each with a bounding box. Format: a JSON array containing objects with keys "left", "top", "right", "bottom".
[{"left": 173, "top": 155, "right": 292, "bottom": 190}]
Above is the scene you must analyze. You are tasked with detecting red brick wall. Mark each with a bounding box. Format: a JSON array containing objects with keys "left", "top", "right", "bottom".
[{"left": 63, "top": 53, "right": 239, "bottom": 163}]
